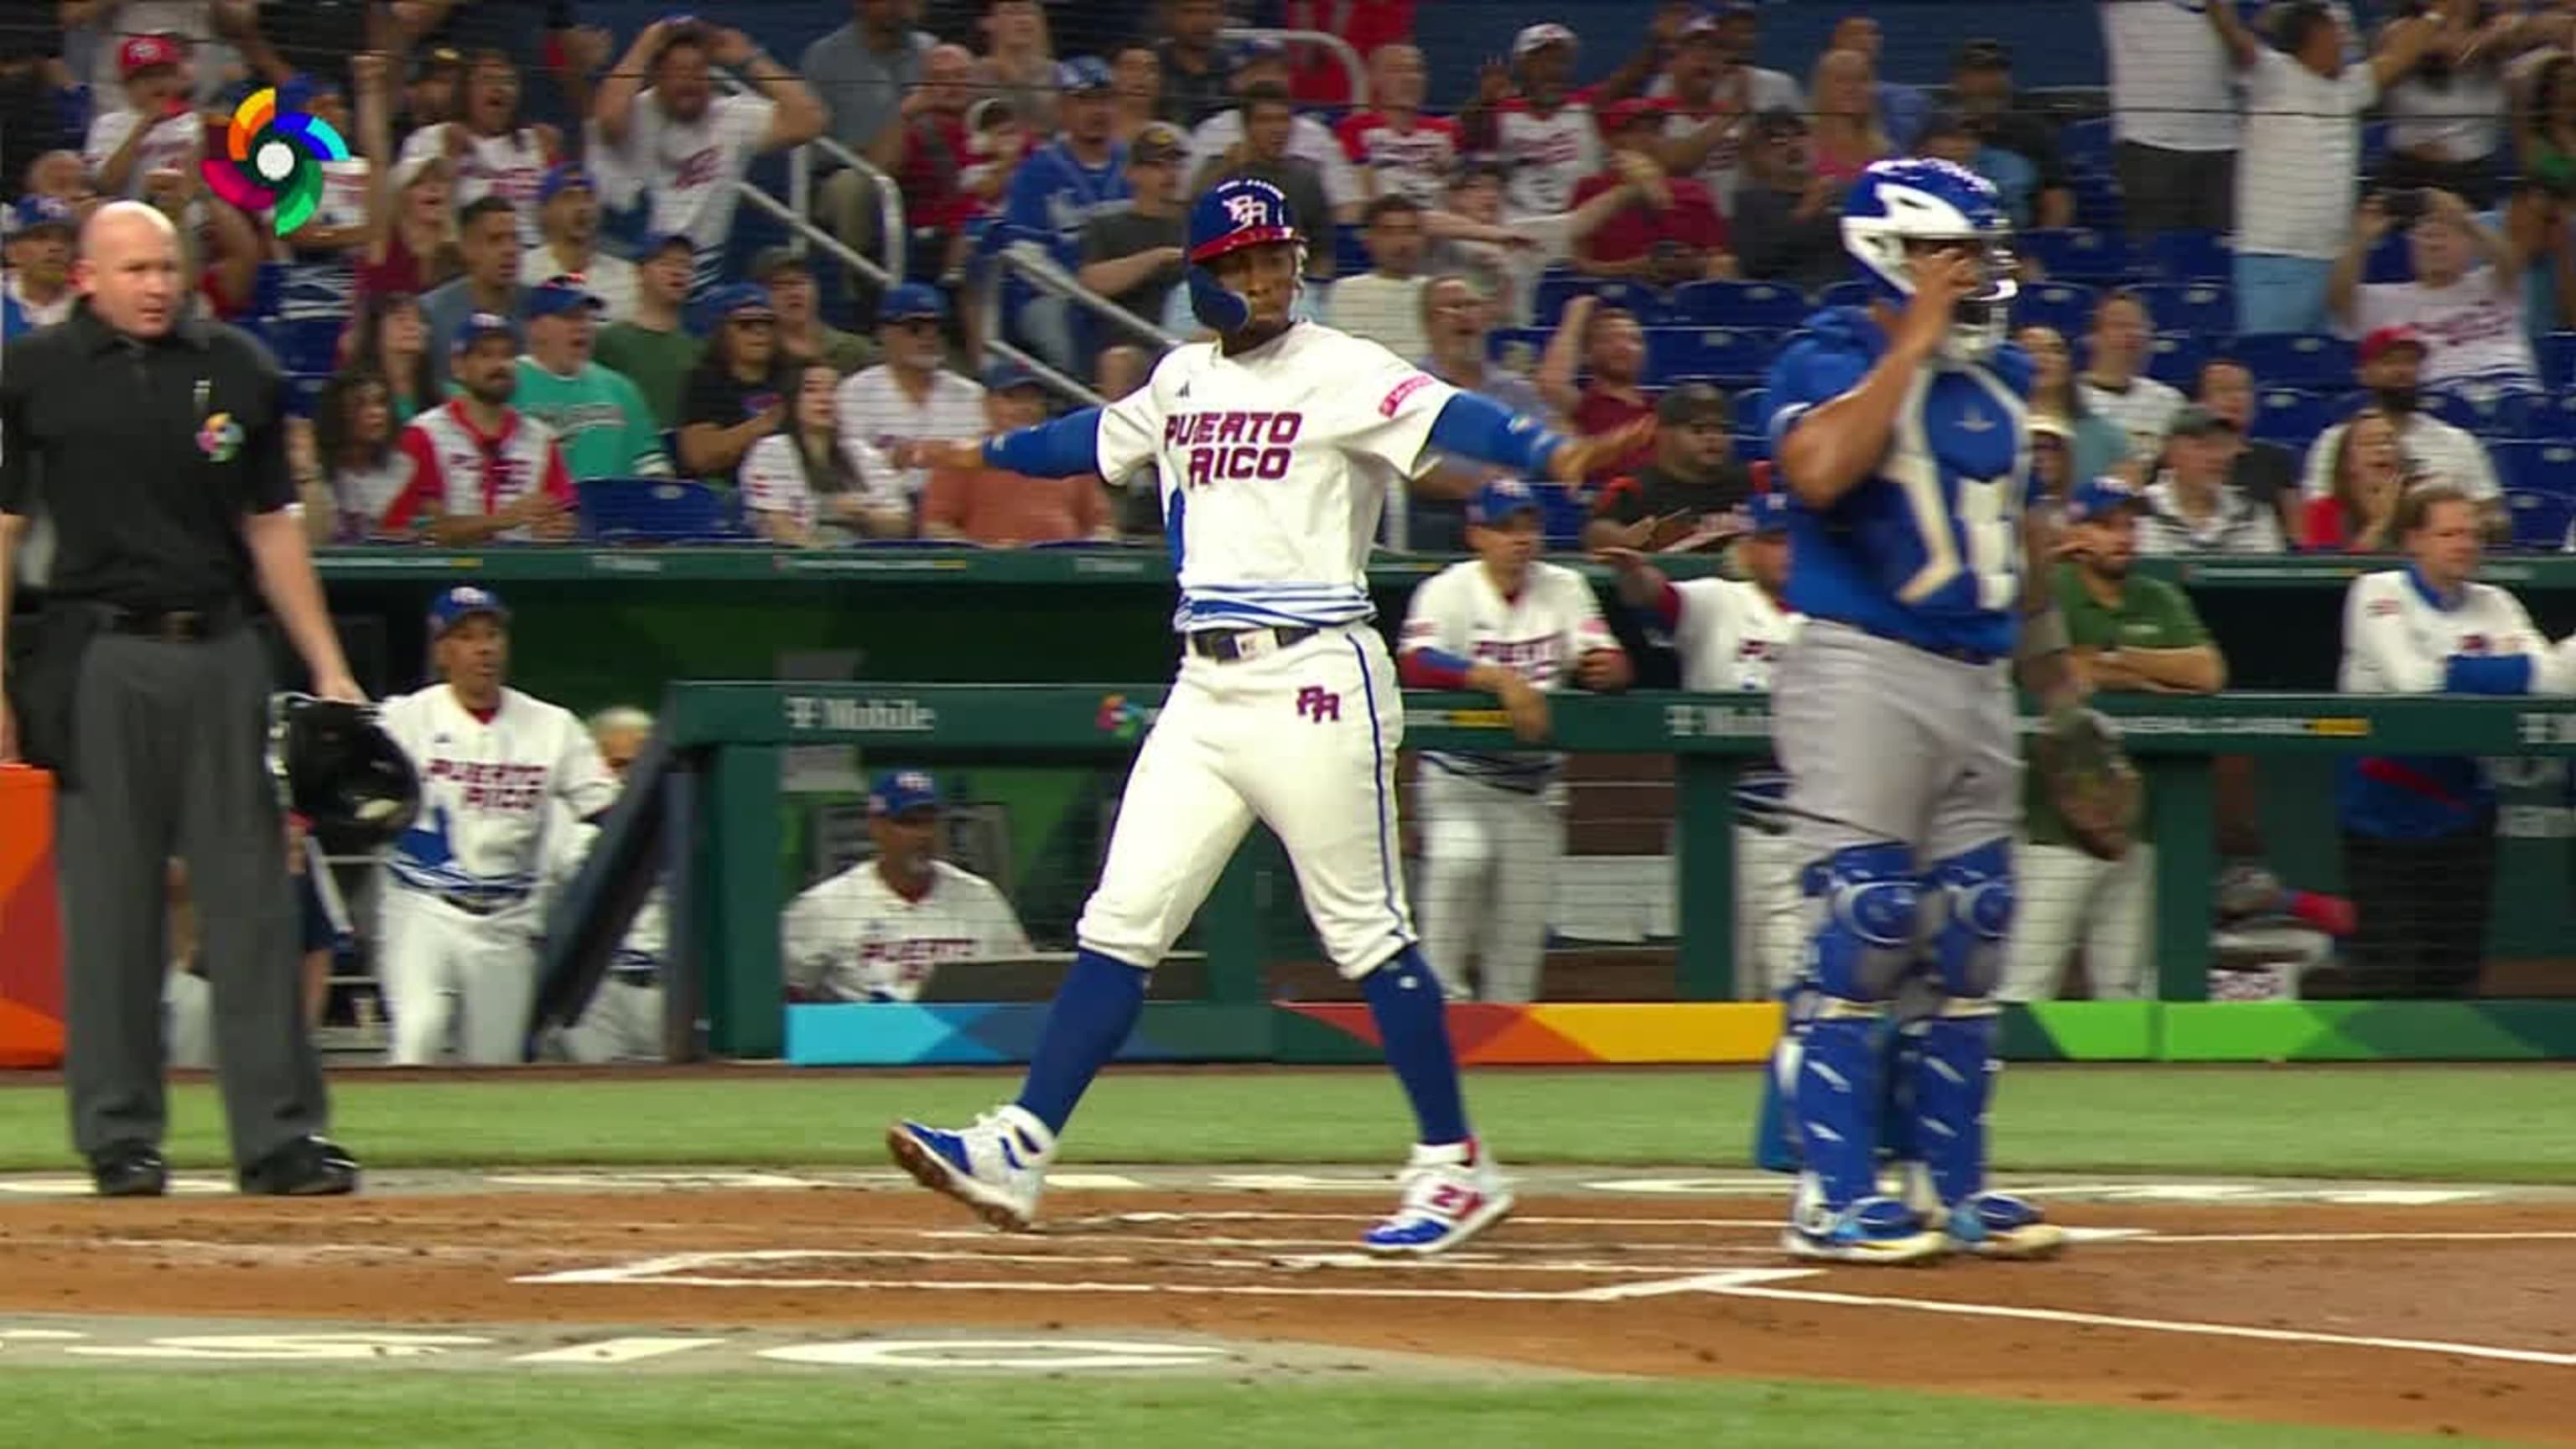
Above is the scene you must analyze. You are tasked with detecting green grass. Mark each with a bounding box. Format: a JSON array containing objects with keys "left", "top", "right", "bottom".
[
  {"left": 0, "top": 1371, "right": 2516, "bottom": 1448},
  {"left": 1, "top": 1064, "right": 2570, "bottom": 1182}
]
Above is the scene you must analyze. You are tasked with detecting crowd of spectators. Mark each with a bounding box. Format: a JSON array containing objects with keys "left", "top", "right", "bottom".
[{"left": 6, "top": 3, "right": 2576, "bottom": 557}]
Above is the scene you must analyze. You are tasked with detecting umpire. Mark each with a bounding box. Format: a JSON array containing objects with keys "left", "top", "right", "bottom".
[{"left": 0, "top": 202, "right": 362, "bottom": 1197}]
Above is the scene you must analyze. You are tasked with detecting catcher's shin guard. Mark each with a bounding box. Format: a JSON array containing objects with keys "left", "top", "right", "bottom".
[
  {"left": 1909, "top": 839, "right": 2012, "bottom": 1207},
  {"left": 1791, "top": 843, "right": 1918, "bottom": 1212}
]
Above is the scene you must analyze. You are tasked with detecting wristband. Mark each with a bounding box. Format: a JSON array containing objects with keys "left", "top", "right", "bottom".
[{"left": 2014, "top": 608, "right": 2070, "bottom": 663}]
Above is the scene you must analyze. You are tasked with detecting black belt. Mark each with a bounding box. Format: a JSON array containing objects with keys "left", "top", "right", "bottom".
[
  {"left": 1187, "top": 626, "right": 1317, "bottom": 663},
  {"left": 436, "top": 891, "right": 525, "bottom": 917},
  {"left": 97, "top": 605, "right": 243, "bottom": 643}
]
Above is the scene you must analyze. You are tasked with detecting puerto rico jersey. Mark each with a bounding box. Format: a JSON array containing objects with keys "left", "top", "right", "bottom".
[
  {"left": 1672, "top": 579, "right": 1804, "bottom": 693},
  {"left": 1335, "top": 111, "right": 1463, "bottom": 208},
  {"left": 1762, "top": 307, "right": 2036, "bottom": 660},
  {"left": 1492, "top": 98, "right": 1601, "bottom": 217},
  {"left": 1401, "top": 557, "right": 1618, "bottom": 792},
  {"left": 2338, "top": 567, "right": 2542, "bottom": 839},
  {"left": 380, "top": 685, "right": 621, "bottom": 905},
  {"left": 782, "top": 860, "right": 1033, "bottom": 1002},
  {"left": 382, "top": 400, "right": 578, "bottom": 539},
  {"left": 1093, "top": 320, "right": 1458, "bottom": 631},
  {"left": 399, "top": 124, "right": 554, "bottom": 248}
]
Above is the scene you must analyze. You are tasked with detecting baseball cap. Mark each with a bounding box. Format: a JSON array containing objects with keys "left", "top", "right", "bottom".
[
  {"left": 428, "top": 584, "right": 509, "bottom": 637},
  {"left": 981, "top": 358, "right": 1043, "bottom": 392},
  {"left": 1657, "top": 382, "right": 1732, "bottom": 428},
  {"left": 119, "top": 34, "right": 184, "bottom": 77},
  {"left": 869, "top": 769, "right": 940, "bottom": 818},
  {"left": 538, "top": 164, "right": 595, "bottom": 205},
  {"left": 1513, "top": 23, "right": 1578, "bottom": 59},
  {"left": 702, "top": 283, "right": 776, "bottom": 323},
  {"left": 750, "top": 245, "right": 813, "bottom": 283},
  {"left": 1953, "top": 38, "right": 2012, "bottom": 71},
  {"left": 1057, "top": 55, "right": 1114, "bottom": 94},
  {"left": 451, "top": 311, "right": 522, "bottom": 354},
  {"left": 2360, "top": 325, "right": 2428, "bottom": 362},
  {"left": 2166, "top": 403, "right": 2237, "bottom": 439},
  {"left": 277, "top": 71, "right": 340, "bottom": 114},
  {"left": 1468, "top": 479, "right": 1544, "bottom": 526},
  {"left": 647, "top": 230, "right": 699, "bottom": 259},
  {"left": 1744, "top": 490, "right": 1792, "bottom": 535},
  {"left": 1130, "top": 121, "right": 1187, "bottom": 164},
  {"left": 881, "top": 282, "right": 948, "bottom": 323},
  {"left": 2067, "top": 475, "right": 2148, "bottom": 523},
  {"left": 527, "top": 274, "right": 604, "bottom": 319},
  {"left": 8, "top": 195, "right": 76, "bottom": 236}
]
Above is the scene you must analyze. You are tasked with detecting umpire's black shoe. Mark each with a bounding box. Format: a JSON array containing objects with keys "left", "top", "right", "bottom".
[
  {"left": 237, "top": 1135, "right": 361, "bottom": 1197},
  {"left": 90, "top": 1143, "right": 169, "bottom": 1198}
]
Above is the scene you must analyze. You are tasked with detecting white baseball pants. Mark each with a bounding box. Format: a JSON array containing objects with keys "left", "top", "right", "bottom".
[
  {"left": 374, "top": 887, "right": 543, "bottom": 1064},
  {"left": 1415, "top": 767, "right": 1565, "bottom": 1003},
  {"left": 2000, "top": 841, "right": 2158, "bottom": 1002}
]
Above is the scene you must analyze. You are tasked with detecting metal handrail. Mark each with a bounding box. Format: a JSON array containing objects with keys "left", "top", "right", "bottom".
[
  {"left": 732, "top": 183, "right": 896, "bottom": 291},
  {"left": 714, "top": 70, "right": 906, "bottom": 286},
  {"left": 979, "top": 242, "right": 1183, "bottom": 408},
  {"left": 1221, "top": 28, "right": 1371, "bottom": 109}
]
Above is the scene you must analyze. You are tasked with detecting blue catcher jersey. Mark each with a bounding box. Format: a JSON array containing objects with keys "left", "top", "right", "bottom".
[{"left": 1763, "top": 306, "right": 2038, "bottom": 660}]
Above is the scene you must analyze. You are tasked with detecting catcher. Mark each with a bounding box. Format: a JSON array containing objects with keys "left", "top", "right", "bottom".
[{"left": 1753, "top": 158, "right": 2135, "bottom": 1265}]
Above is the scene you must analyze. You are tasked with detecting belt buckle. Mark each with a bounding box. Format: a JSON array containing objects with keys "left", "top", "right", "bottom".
[{"left": 162, "top": 611, "right": 204, "bottom": 642}]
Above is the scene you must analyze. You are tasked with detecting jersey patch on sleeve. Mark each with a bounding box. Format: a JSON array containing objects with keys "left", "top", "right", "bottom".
[{"left": 1379, "top": 373, "right": 1437, "bottom": 418}]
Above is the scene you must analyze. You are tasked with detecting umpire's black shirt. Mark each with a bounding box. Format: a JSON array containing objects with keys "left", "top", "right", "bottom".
[{"left": 0, "top": 302, "right": 293, "bottom": 612}]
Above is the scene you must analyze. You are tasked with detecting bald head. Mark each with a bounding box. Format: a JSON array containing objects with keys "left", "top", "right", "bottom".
[
  {"left": 589, "top": 707, "right": 655, "bottom": 776},
  {"left": 77, "top": 201, "right": 184, "bottom": 338}
]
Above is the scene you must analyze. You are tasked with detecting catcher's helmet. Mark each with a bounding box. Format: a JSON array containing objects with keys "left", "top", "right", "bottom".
[
  {"left": 1184, "top": 177, "right": 1302, "bottom": 331},
  {"left": 269, "top": 695, "right": 421, "bottom": 849},
  {"left": 1840, "top": 157, "right": 2018, "bottom": 361}
]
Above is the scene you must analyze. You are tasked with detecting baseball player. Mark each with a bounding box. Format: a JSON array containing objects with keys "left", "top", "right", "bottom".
[
  {"left": 1602, "top": 491, "right": 1807, "bottom": 998},
  {"left": 1757, "top": 158, "right": 2085, "bottom": 1264},
  {"left": 1399, "top": 479, "right": 1631, "bottom": 1003},
  {"left": 884, "top": 177, "right": 1648, "bottom": 1255},
  {"left": 782, "top": 771, "right": 1034, "bottom": 1003},
  {"left": 376, "top": 586, "right": 619, "bottom": 1065},
  {"left": 554, "top": 706, "right": 668, "bottom": 1064}
]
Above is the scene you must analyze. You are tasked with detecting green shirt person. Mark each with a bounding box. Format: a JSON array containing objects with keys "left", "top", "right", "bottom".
[
  {"left": 2004, "top": 475, "right": 2227, "bottom": 1004},
  {"left": 475, "top": 277, "right": 672, "bottom": 481},
  {"left": 595, "top": 232, "right": 707, "bottom": 431}
]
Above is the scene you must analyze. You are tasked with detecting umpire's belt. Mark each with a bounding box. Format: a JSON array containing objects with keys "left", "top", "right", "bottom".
[
  {"left": 94, "top": 602, "right": 245, "bottom": 643},
  {"left": 1187, "top": 626, "right": 1317, "bottom": 663}
]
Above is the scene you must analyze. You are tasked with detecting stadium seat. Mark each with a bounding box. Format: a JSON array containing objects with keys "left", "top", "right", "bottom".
[
  {"left": 2249, "top": 388, "right": 2334, "bottom": 446},
  {"left": 2061, "top": 117, "right": 2114, "bottom": 176},
  {"left": 1332, "top": 224, "right": 1370, "bottom": 278},
  {"left": 1733, "top": 386, "right": 1768, "bottom": 423},
  {"left": 1531, "top": 480, "right": 1591, "bottom": 548},
  {"left": 1532, "top": 273, "right": 1591, "bottom": 328},
  {"left": 2142, "top": 229, "right": 2230, "bottom": 282},
  {"left": 579, "top": 478, "right": 743, "bottom": 543},
  {"left": 2145, "top": 331, "right": 2208, "bottom": 389},
  {"left": 2536, "top": 389, "right": 2576, "bottom": 440},
  {"left": 2542, "top": 330, "right": 2576, "bottom": 383},
  {"left": 1732, "top": 429, "right": 1769, "bottom": 463},
  {"left": 1674, "top": 279, "right": 1810, "bottom": 329},
  {"left": 263, "top": 315, "right": 345, "bottom": 378},
  {"left": 2070, "top": 173, "right": 2124, "bottom": 232},
  {"left": 2132, "top": 281, "right": 2232, "bottom": 338},
  {"left": 2021, "top": 227, "right": 2128, "bottom": 282},
  {"left": 1818, "top": 280, "right": 1875, "bottom": 311},
  {"left": 1488, "top": 326, "right": 1550, "bottom": 371},
  {"left": 2504, "top": 489, "right": 2572, "bottom": 550},
  {"left": 2360, "top": 119, "right": 2392, "bottom": 173},
  {"left": 2431, "top": 388, "right": 2540, "bottom": 440},
  {"left": 2231, "top": 334, "right": 2355, "bottom": 389},
  {"left": 2012, "top": 281, "right": 2096, "bottom": 337},
  {"left": 1646, "top": 327, "right": 1774, "bottom": 386},
  {"left": 2496, "top": 440, "right": 2576, "bottom": 499},
  {"left": 2363, "top": 231, "right": 2412, "bottom": 284}
]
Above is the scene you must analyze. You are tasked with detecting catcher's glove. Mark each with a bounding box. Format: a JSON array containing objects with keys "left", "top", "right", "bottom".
[{"left": 2031, "top": 704, "right": 2141, "bottom": 862}]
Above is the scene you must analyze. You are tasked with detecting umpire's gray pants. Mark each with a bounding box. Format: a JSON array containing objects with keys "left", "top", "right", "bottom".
[{"left": 58, "top": 628, "right": 329, "bottom": 1164}]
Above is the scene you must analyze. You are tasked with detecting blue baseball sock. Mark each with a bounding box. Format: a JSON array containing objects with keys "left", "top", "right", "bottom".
[
  {"left": 1014, "top": 948, "right": 1149, "bottom": 1135},
  {"left": 1363, "top": 948, "right": 1470, "bottom": 1146}
]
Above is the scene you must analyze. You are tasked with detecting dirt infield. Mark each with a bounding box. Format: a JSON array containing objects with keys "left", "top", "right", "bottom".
[{"left": 0, "top": 1174, "right": 2568, "bottom": 1443}]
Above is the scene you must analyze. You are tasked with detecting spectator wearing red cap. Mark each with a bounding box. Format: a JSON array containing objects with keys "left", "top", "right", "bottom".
[
  {"left": 69, "top": 2, "right": 232, "bottom": 106},
  {"left": 1462, "top": 23, "right": 1602, "bottom": 221},
  {"left": 1570, "top": 98, "right": 1732, "bottom": 285},
  {"left": 83, "top": 34, "right": 201, "bottom": 200},
  {"left": 1336, "top": 43, "right": 1462, "bottom": 209},
  {"left": 2330, "top": 185, "right": 2542, "bottom": 397},
  {"left": 1540, "top": 295, "right": 1656, "bottom": 483},
  {"left": 2300, "top": 326, "right": 2505, "bottom": 534},
  {"left": 1278, "top": 0, "right": 1416, "bottom": 107}
]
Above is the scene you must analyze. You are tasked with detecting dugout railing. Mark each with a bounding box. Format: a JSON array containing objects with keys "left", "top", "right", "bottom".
[{"left": 623, "top": 683, "right": 2576, "bottom": 1068}]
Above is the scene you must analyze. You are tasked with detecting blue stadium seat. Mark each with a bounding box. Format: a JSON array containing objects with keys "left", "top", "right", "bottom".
[
  {"left": 264, "top": 315, "right": 345, "bottom": 378},
  {"left": 1487, "top": 326, "right": 1550, "bottom": 371},
  {"left": 1674, "top": 279, "right": 1810, "bottom": 329},
  {"left": 2131, "top": 281, "right": 2232, "bottom": 338},
  {"left": 2012, "top": 281, "right": 2096, "bottom": 337},
  {"left": 1532, "top": 273, "right": 1591, "bottom": 328},
  {"left": 2360, "top": 120, "right": 2393, "bottom": 173},
  {"left": 1734, "top": 386, "right": 1768, "bottom": 423},
  {"left": 2496, "top": 440, "right": 2576, "bottom": 499},
  {"left": 1332, "top": 224, "right": 1370, "bottom": 278},
  {"left": 1531, "top": 480, "right": 1591, "bottom": 548},
  {"left": 2250, "top": 388, "right": 2334, "bottom": 446},
  {"left": 1818, "top": 280, "right": 1875, "bottom": 311},
  {"left": 1646, "top": 327, "right": 1775, "bottom": 386},
  {"left": 579, "top": 478, "right": 743, "bottom": 543},
  {"left": 2542, "top": 330, "right": 2576, "bottom": 384},
  {"left": 2061, "top": 117, "right": 2114, "bottom": 176},
  {"left": 2536, "top": 389, "right": 2576, "bottom": 440},
  {"left": 2431, "top": 388, "right": 2540, "bottom": 440},
  {"left": 2070, "top": 173, "right": 2124, "bottom": 233},
  {"left": 2231, "top": 334, "right": 2355, "bottom": 389},
  {"left": 2021, "top": 227, "right": 2129, "bottom": 282},
  {"left": 2363, "top": 231, "right": 2412, "bottom": 284},
  {"left": 2142, "top": 229, "right": 2230, "bottom": 282},
  {"left": 2145, "top": 331, "right": 2207, "bottom": 389},
  {"left": 2504, "top": 490, "right": 2572, "bottom": 550},
  {"left": 1732, "top": 430, "right": 1769, "bottom": 463}
]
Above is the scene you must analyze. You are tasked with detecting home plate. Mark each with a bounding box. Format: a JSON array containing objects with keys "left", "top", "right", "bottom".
[{"left": 2062, "top": 1227, "right": 2156, "bottom": 1244}]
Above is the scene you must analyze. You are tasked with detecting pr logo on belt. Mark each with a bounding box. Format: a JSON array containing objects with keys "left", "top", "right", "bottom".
[
  {"left": 199, "top": 87, "right": 351, "bottom": 236},
  {"left": 196, "top": 412, "right": 242, "bottom": 463}
]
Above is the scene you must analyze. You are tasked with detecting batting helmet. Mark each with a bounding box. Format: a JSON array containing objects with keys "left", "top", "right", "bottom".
[
  {"left": 1184, "top": 177, "right": 1302, "bottom": 332},
  {"left": 268, "top": 695, "right": 421, "bottom": 850}
]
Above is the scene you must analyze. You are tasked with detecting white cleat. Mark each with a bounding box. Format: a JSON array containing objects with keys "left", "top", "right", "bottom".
[
  {"left": 1784, "top": 1194, "right": 1952, "bottom": 1265},
  {"left": 886, "top": 1104, "right": 1055, "bottom": 1232},
  {"left": 1363, "top": 1139, "right": 1515, "bottom": 1256}
]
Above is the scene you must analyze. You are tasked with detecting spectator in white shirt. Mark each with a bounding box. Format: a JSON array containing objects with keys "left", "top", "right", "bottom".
[
  {"left": 2078, "top": 291, "right": 2186, "bottom": 465},
  {"left": 2300, "top": 326, "right": 2506, "bottom": 533},
  {"left": 68, "top": 1, "right": 236, "bottom": 104},
  {"left": 1423, "top": 159, "right": 1649, "bottom": 329},
  {"left": 2137, "top": 407, "right": 2288, "bottom": 556},
  {"left": 835, "top": 283, "right": 987, "bottom": 502},
  {"left": 521, "top": 164, "right": 636, "bottom": 324},
  {"left": 1182, "top": 38, "right": 1362, "bottom": 226},
  {"left": 742, "top": 361, "right": 911, "bottom": 546},
  {"left": 1326, "top": 195, "right": 1431, "bottom": 361},
  {"left": 2098, "top": 0, "right": 2240, "bottom": 235},
  {"left": 83, "top": 34, "right": 200, "bottom": 200},
  {"left": 2331, "top": 185, "right": 2540, "bottom": 397},
  {"left": 590, "top": 17, "right": 827, "bottom": 293},
  {"left": 2209, "top": 0, "right": 2435, "bottom": 335},
  {"left": 1461, "top": 23, "right": 1602, "bottom": 221},
  {"left": 1334, "top": 43, "right": 1463, "bottom": 208},
  {"left": 395, "top": 49, "right": 563, "bottom": 251},
  {"left": 1651, "top": 8, "right": 1806, "bottom": 215}
]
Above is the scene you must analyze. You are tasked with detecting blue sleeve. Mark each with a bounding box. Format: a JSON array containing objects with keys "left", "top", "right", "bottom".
[
  {"left": 999, "top": 154, "right": 1058, "bottom": 248},
  {"left": 1763, "top": 335, "right": 1871, "bottom": 454},
  {"left": 2444, "top": 654, "right": 2534, "bottom": 695},
  {"left": 985, "top": 407, "right": 1106, "bottom": 478},
  {"left": 1426, "top": 391, "right": 1566, "bottom": 476}
]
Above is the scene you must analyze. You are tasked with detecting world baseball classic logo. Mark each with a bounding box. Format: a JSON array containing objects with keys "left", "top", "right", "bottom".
[
  {"left": 200, "top": 87, "right": 351, "bottom": 235},
  {"left": 1296, "top": 686, "right": 1342, "bottom": 723}
]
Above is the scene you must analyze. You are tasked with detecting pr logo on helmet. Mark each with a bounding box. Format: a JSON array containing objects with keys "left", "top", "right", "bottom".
[{"left": 1224, "top": 194, "right": 1270, "bottom": 228}]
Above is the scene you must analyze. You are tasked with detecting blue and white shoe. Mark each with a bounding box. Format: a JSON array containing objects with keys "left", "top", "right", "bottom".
[
  {"left": 1943, "top": 1191, "right": 2068, "bottom": 1261},
  {"left": 1363, "top": 1139, "right": 1514, "bottom": 1256},
  {"left": 886, "top": 1105, "right": 1054, "bottom": 1232},
  {"left": 1785, "top": 1192, "right": 1950, "bottom": 1265}
]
